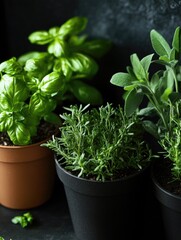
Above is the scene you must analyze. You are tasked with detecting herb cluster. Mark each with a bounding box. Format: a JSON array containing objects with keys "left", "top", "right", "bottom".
[
  {"left": 11, "top": 212, "right": 33, "bottom": 228},
  {"left": 0, "top": 16, "right": 111, "bottom": 145},
  {"left": 110, "top": 26, "right": 181, "bottom": 179},
  {"left": 44, "top": 103, "right": 152, "bottom": 181}
]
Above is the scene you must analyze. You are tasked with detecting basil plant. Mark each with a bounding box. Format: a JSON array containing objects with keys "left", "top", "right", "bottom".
[
  {"left": 0, "top": 56, "right": 62, "bottom": 145},
  {"left": 0, "top": 16, "right": 111, "bottom": 146},
  {"left": 26, "top": 16, "right": 111, "bottom": 105}
]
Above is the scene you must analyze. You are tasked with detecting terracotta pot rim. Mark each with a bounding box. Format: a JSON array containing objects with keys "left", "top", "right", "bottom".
[{"left": 0, "top": 137, "right": 51, "bottom": 149}]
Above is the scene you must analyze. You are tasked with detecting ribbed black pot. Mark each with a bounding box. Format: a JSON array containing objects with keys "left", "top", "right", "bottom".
[
  {"left": 55, "top": 158, "right": 150, "bottom": 240},
  {"left": 151, "top": 159, "right": 181, "bottom": 240}
]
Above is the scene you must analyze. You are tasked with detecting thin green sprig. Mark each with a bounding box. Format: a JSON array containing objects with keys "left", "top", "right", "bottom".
[{"left": 43, "top": 103, "right": 153, "bottom": 181}]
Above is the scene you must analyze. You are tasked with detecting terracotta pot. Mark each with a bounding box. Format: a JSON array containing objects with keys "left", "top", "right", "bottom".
[{"left": 0, "top": 139, "right": 55, "bottom": 209}]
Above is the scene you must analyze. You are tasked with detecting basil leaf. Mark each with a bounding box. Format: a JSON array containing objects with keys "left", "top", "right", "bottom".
[
  {"left": 0, "top": 112, "right": 14, "bottom": 132},
  {"left": 8, "top": 122, "right": 31, "bottom": 145},
  {"left": 58, "top": 16, "right": 87, "bottom": 37},
  {"left": 39, "top": 71, "right": 64, "bottom": 95},
  {"left": 0, "top": 75, "right": 29, "bottom": 110},
  {"left": 48, "top": 39, "right": 69, "bottom": 57},
  {"left": 0, "top": 57, "right": 22, "bottom": 75},
  {"left": 44, "top": 112, "right": 61, "bottom": 125},
  {"left": 70, "top": 80, "right": 103, "bottom": 105},
  {"left": 24, "top": 53, "right": 53, "bottom": 79},
  {"left": 28, "top": 31, "right": 53, "bottom": 45},
  {"left": 68, "top": 53, "right": 98, "bottom": 77},
  {"left": 29, "top": 92, "right": 56, "bottom": 116},
  {"left": 53, "top": 58, "right": 73, "bottom": 78},
  {"left": 76, "top": 39, "right": 112, "bottom": 58},
  {"left": 18, "top": 51, "right": 43, "bottom": 65}
]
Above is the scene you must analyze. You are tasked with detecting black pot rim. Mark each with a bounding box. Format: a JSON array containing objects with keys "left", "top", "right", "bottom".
[
  {"left": 55, "top": 157, "right": 149, "bottom": 196},
  {"left": 151, "top": 159, "right": 181, "bottom": 211}
]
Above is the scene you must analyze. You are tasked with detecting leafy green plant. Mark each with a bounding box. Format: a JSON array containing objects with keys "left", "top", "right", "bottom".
[
  {"left": 0, "top": 16, "right": 111, "bottom": 146},
  {"left": 11, "top": 212, "right": 33, "bottom": 228},
  {"left": 43, "top": 103, "right": 153, "bottom": 181},
  {"left": 26, "top": 16, "right": 111, "bottom": 105},
  {"left": 110, "top": 26, "right": 181, "bottom": 179}
]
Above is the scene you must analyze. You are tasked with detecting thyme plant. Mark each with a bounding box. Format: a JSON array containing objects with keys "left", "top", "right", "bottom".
[
  {"left": 110, "top": 26, "right": 181, "bottom": 179},
  {"left": 43, "top": 103, "right": 152, "bottom": 181}
]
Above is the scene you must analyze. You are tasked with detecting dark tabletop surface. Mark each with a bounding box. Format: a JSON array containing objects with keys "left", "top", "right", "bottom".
[{"left": 0, "top": 177, "right": 165, "bottom": 240}]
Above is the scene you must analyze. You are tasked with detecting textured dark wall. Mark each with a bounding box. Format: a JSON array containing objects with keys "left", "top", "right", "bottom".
[{"left": 2, "top": 0, "right": 181, "bottom": 102}]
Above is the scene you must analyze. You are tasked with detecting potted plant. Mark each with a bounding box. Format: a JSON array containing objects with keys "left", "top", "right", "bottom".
[
  {"left": 0, "top": 16, "right": 111, "bottom": 210},
  {"left": 43, "top": 103, "right": 153, "bottom": 240},
  {"left": 110, "top": 26, "right": 181, "bottom": 240}
]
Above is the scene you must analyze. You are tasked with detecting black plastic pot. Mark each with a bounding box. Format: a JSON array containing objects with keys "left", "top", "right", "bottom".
[
  {"left": 55, "top": 158, "right": 150, "bottom": 240},
  {"left": 152, "top": 159, "right": 181, "bottom": 240}
]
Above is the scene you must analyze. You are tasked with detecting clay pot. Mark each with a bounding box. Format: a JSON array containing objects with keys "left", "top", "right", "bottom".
[{"left": 0, "top": 139, "right": 55, "bottom": 209}]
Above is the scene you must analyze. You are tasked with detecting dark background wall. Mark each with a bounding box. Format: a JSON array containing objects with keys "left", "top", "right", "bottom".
[{"left": 2, "top": 0, "right": 181, "bottom": 103}]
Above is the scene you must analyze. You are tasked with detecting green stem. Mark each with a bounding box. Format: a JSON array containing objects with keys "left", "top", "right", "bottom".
[{"left": 142, "top": 83, "right": 170, "bottom": 133}]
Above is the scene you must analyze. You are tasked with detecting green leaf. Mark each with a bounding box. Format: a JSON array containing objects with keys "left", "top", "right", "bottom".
[
  {"left": 140, "top": 54, "right": 154, "bottom": 72},
  {"left": 161, "top": 88, "right": 172, "bottom": 102},
  {"left": 68, "top": 53, "right": 98, "bottom": 77},
  {"left": 170, "top": 48, "right": 176, "bottom": 61},
  {"left": 130, "top": 54, "right": 146, "bottom": 80},
  {"left": 110, "top": 72, "right": 132, "bottom": 87},
  {"left": 137, "top": 106, "right": 156, "bottom": 117},
  {"left": 0, "top": 112, "right": 14, "bottom": 132},
  {"left": 39, "top": 71, "right": 64, "bottom": 95},
  {"left": 142, "top": 120, "right": 159, "bottom": 139},
  {"left": 18, "top": 51, "right": 44, "bottom": 65},
  {"left": 8, "top": 122, "right": 31, "bottom": 145},
  {"left": 159, "top": 55, "right": 170, "bottom": 62},
  {"left": 172, "top": 26, "right": 181, "bottom": 52},
  {"left": 29, "top": 92, "right": 56, "bottom": 116},
  {"left": 11, "top": 212, "right": 33, "bottom": 228},
  {"left": 0, "top": 57, "right": 22, "bottom": 75},
  {"left": 150, "top": 29, "right": 171, "bottom": 57},
  {"left": 154, "top": 69, "right": 173, "bottom": 98},
  {"left": 124, "top": 88, "right": 143, "bottom": 116},
  {"left": 150, "top": 71, "right": 162, "bottom": 92},
  {"left": 59, "top": 16, "right": 88, "bottom": 37},
  {"left": 54, "top": 58, "right": 73, "bottom": 78},
  {"left": 44, "top": 112, "right": 61, "bottom": 125},
  {"left": 70, "top": 80, "right": 103, "bottom": 105},
  {"left": 24, "top": 53, "right": 53, "bottom": 79},
  {"left": 28, "top": 31, "right": 53, "bottom": 45},
  {"left": 48, "top": 27, "right": 60, "bottom": 37},
  {"left": 48, "top": 39, "right": 69, "bottom": 57},
  {"left": 0, "top": 74, "right": 29, "bottom": 109},
  {"left": 77, "top": 39, "right": 112, "bottom": 58}
]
